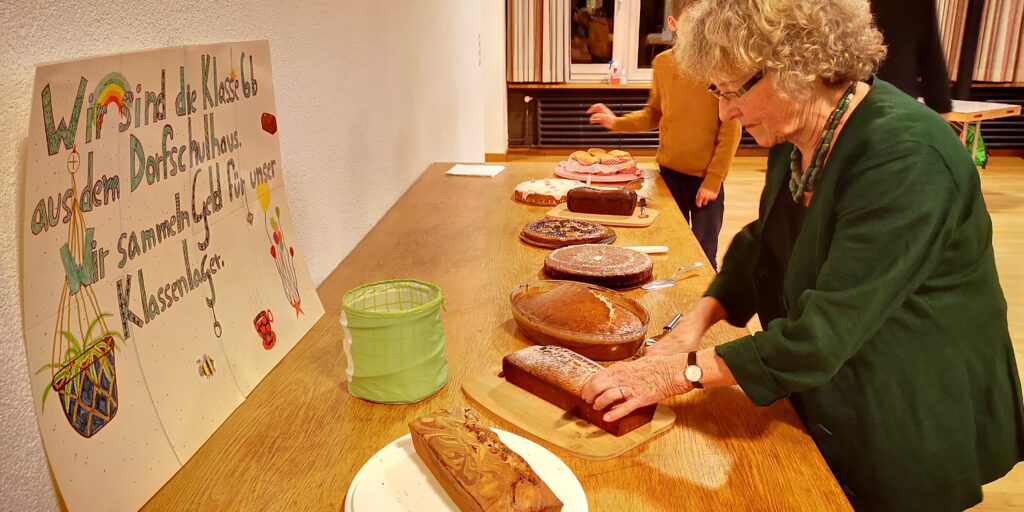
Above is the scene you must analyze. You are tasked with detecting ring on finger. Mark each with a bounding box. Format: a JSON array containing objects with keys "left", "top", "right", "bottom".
[{"left": 618, "top": 386, "right": 626, "bottom": 399}]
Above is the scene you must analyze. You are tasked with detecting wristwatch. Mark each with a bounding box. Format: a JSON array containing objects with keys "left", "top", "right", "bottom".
[{"left": 684, "top": 351, "right": 704, "bottom": 389}]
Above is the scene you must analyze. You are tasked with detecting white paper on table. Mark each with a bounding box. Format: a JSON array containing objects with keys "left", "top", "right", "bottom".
[{"left": 445, "top": 164, "right": 505, "bottom": 177}]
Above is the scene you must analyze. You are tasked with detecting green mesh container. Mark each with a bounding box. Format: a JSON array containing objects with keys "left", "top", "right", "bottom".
[{"left": 340, "top": 279, "right": 448, "bottom": 404}]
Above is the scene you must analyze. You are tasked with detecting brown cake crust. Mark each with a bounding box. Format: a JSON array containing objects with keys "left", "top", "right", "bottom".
[
  {"left": 566, "top": 187, "right": 637, "bottom": 216},
  {"left": 502, "top": 346, "right": 656, "bottom": 436},
  {"left": 409, "top": 408, "right": 563, "bottom": 512},
  {"left": 514, "top": 282, "right": 642, "bottom": 336},
  {"left": 543, "top": 245, "right": 653, "bottom": 288},
  {"left": 521, "top": 219, "right": 613, "bottom": 246}
]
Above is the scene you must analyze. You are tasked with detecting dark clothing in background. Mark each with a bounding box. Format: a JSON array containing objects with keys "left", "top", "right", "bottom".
[
  {"left": 871, "top": 0, "right": 953, "bottom": 113},
  {"left": 660, "top": 168, "right": 725, "bottom": 270}
]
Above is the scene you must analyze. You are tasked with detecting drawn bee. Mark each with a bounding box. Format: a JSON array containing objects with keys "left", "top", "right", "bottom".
[{"left": 197, "top": 355, "right": 216, "bottom": 379}]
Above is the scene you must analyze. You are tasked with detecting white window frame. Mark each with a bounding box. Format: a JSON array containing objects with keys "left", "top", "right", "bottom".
[
  {"left": 568, "top": 1, "right": 631, "bottom": 83},
  {"left": 568, "top": 0, "right": 670, "bottom": 84}
]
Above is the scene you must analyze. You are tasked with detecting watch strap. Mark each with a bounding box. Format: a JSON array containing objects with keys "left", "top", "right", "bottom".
[{"left": 686, "top": 351, "right": 703, "bottom": 389}]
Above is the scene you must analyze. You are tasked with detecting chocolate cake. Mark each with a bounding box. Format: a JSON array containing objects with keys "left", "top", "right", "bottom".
[
  {"left": 409, "top": 408, "right": 563, "bottom": 512},
  {"left": 521, "top": 219, "right": 613, "bottom": 247},
  {"left": 543, "top": 245, "right": 653, "bottom": 288},
  {"left": 566, "top": 187, "right": 637, "bottom": 216},
  {"left": 502, "top": 345, "right": 657, "bottom": 436}
]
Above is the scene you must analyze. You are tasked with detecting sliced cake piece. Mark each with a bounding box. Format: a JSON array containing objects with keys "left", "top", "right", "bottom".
[{"left": 408, "top": 408, "right": 563, "bottom": 512}]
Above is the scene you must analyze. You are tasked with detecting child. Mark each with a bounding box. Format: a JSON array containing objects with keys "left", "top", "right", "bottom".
[{"left": 586, "top": 8, "right": 741, "bottom": 270}]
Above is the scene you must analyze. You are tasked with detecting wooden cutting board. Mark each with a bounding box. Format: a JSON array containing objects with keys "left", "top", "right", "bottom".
[
  {"left": 545, "top": 203, "right": 659, "bottom": 227},
  {"left": 462, "top": 367, "right": 675, "bottom": 460}
]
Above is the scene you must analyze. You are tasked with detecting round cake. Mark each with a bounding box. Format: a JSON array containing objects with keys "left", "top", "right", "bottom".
[
  {"left": 543, "top": 244, "right": 653, "bottom": 288},
  {"left": 521, "top": 219, "right": 614, "bottom": 247},
  {"left": 513, "top": 179, "right": 583, "bottom": 206}
]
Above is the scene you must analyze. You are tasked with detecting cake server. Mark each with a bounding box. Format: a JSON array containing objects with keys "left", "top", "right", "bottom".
[{"left": 641, "top": 262, "right": 704, "bottom": 290}]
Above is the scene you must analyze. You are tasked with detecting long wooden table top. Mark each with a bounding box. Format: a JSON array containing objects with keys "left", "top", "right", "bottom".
[{"left": 145, "top": 162, "right": 850, "bottom": 511}]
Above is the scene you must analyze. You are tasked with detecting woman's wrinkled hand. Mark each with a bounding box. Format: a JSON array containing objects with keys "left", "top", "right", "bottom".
[
  {"left": 580, "top": 354, "right": 692, "bottom": 422},
  {"left": 643, "top": 324, "right": 703, "bottom": 357}
]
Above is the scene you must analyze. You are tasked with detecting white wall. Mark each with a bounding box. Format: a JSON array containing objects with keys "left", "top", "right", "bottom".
[
  {"left": 0, "top": 1, "right": 484, "bottom": 509},
  {"left": 482, "top": 0, "right": 510, "bottom": 155}
]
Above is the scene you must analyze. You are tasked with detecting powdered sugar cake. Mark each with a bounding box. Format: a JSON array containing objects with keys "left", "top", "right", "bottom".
[
  {"left": 543, "top": 245, "right": 653, "bottom": 288},
  {"left": 502, "top": 346, "right": 657, "bottom": 436}
]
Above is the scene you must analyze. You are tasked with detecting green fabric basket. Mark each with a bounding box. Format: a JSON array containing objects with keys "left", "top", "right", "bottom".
[{"left": 340, "top": 279, "right": 448, "bottom": 404}]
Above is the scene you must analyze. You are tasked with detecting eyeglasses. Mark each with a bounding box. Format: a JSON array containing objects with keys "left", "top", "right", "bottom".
[{"left": 708, "top": 71, "right": 764, "bottom": 101}]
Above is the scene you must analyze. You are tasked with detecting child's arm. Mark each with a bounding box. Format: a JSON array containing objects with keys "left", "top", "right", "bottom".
[
  {"left": 700, "top": 118, "right": 742, "bottom": 197},
  {"left": 587, "top": 66, "right": 663, "bottom": 132},
  {"left": 610, "top": 68, "right": 662, "bottom": 133}
]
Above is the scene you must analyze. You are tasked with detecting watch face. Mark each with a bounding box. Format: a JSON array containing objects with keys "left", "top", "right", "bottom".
[{"left": 684, "top": 365, "right": 703, "bottom": 382}]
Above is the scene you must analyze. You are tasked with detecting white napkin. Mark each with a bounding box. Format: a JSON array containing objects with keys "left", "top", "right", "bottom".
[{"left": 446, "top": 164, "right": 505, "bottom": 177}]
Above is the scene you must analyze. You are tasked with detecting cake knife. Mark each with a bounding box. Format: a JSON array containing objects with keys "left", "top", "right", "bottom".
[{"left": 633, "top": 313, "right": 684, "bottom": 358}]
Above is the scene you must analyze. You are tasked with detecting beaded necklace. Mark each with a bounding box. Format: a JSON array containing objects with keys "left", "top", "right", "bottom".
[{"left": 789, "top": 84, "right": 857, "bottom": 203}]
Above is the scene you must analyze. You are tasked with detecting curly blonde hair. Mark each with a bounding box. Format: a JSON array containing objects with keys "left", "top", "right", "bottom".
[{"left": 673, "top": 0, "right": 886, "bottom": 98}]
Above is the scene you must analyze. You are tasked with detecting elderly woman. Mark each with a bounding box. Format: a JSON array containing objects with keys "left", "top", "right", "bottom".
[{"left": 580, "top": 0, "right": 1024, "bottom": 509}]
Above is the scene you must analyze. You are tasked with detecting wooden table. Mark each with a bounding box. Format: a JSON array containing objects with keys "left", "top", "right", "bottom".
[
  {"left": 948, "top": 99, "right": 1022, "bottom": 164},
  {"left": 145, "top": 162, "right": 850, "bottom": 511}
]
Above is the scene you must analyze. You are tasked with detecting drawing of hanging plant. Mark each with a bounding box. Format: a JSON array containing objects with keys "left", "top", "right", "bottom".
[
  {"left": 35, "top": 147, "right": 126, "bottom": 438},
  {"left": 36, "top": 314, "right": 124, "bottom": 437}
]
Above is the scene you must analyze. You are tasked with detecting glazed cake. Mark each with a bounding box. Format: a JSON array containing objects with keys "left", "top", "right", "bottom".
[
  {"left": 409, "top": 408, "right": 563, "bottom": 512},
  {"left": 513, "top": 179, "right": 584, "bottom": 206},
  {"left": 521, "top": 218, "right": 614, "bottom": 247},
  {"left": 502, "top": 345, "right": 657, "bottom": 436},
  {"left": 543, "top": 244, "right": 653, "bottom": 288}
]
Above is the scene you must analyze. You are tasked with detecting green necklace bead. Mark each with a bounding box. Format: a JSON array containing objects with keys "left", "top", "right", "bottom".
[{"left": 790, "top": 84, "right": 857, "bottom": 203}]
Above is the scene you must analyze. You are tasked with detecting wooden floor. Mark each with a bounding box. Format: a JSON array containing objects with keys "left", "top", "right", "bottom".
[{"left": 508, "top": 154, "right": 1024, "bottom": 509}]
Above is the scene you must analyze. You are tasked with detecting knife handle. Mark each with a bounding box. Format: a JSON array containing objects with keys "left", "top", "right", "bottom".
[
  {"left": 624, "top": 246, "right": 668, "bottom": 254},
  {"left": 664, "top": 313, "right": 684, "bottom": 331}
]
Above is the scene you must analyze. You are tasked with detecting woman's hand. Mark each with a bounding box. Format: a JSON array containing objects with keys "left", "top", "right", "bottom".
[
  {"left": 586, "top": 103, "right": 618, "bottom": 130},
  {"left": 644, "top": 297, "right": 727, "bottom": 356},
  {"left": 581, "top": 354, "right": 692, "bottom": 422},
  {"left": 643, "top": 326, "right": 702, "bottom": 356}
]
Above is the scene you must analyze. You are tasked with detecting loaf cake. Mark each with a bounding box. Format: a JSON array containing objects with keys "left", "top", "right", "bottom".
[
  {"left": 543, "top": 244, "right": 653, "bottom": 288},
  {"left": 562, "top": 148, "right": 637, "bottom": 176},
  {"left": 513, "top": 179, "right": 584, "bottom": 206},
  {"left": 566, "top": 187, "right": 638, "bottom": 216},
  {"left": 521, "top": 218, "right": 614, "bottom": 247},
  {"left": 503, "top": 345, "right": 657, "bottom": 436},
  {"left": 409, "top": 408, "right": 563, "bottom": 512},
  {"left": 514, "top": 281, "right": 642, "bottom": 336}
]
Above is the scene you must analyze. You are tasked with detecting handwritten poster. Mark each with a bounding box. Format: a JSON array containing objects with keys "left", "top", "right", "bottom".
[{"left": 21, "top": 41, "right": 325, "bottom": 510}]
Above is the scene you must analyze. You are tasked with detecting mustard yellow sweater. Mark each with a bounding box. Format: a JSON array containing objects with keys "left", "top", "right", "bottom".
[{"left": 614, "top": 51, "right": 742, "bottom": 193}]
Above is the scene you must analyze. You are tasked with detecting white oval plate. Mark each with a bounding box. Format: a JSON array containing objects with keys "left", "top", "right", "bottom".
[{"left": 344, "top": 428, "right": 587, "bottom": 511}]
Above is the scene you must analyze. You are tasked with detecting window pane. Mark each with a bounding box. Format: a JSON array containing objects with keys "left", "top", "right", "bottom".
[
  {"left": 571, "top": 1, "right": 616, "bottom": 64},
  {"left": 637, "top": 0, "right": 672, "bottom": 69}
]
